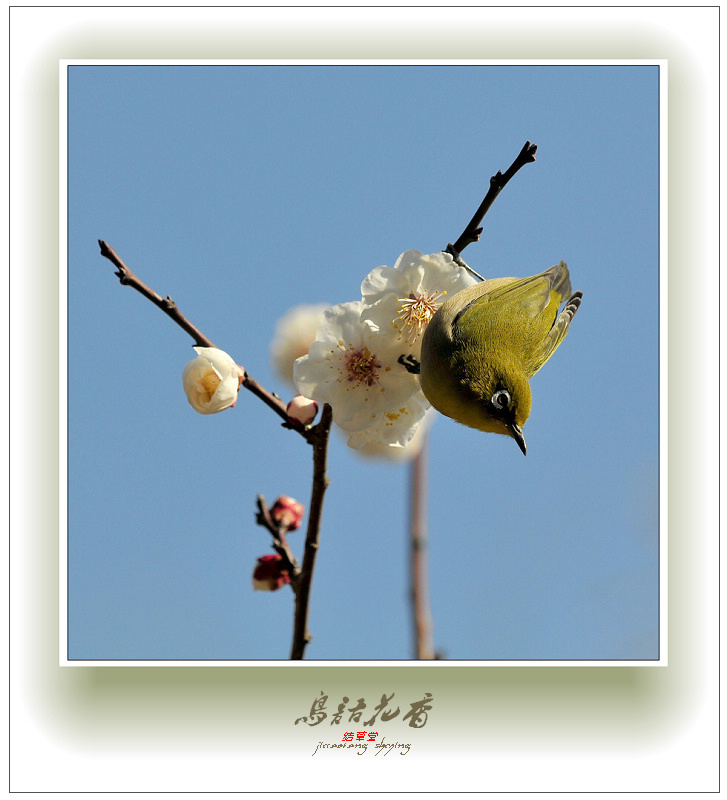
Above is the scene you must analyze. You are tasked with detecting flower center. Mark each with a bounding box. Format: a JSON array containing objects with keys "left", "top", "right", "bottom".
[
  {"left": 344, "top": 346, "right": 381, "bottom": 387},
  {"left": 200, "top": 368, "right": 222, "bottom": 401},
  {"left": 395, "top": 291, "right": 445, "bottom": 344}
]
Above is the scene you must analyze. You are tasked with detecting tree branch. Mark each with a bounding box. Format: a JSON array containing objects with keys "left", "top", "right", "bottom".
[
  {"left": 289, "top": 403, "right": 333, "bottom": 660},
  {"left": 98, "top": 239, "right": 217, "bottom": 348},
  {"left": 255, "top": 495, "right": 301, "bottom": 578},
  {"left": 410, "top": 434, "right": 434, "bottom": 660},
  {"left": 448, "top": 140, "right": 537, "bottom": 256},
  {"left": 99, "top": 239, "right": 333, "bottom": 659},
  {"left": 97, "top": 240, "right": 314, "bottom": 440}
]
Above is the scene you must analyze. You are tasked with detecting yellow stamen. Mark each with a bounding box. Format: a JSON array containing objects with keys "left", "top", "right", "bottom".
[
  {"left": 394, "top": 291, "right": 446, "bottom": 344},
  {"left": 200, "top": 369, "right": 222, "bottom": 401}
]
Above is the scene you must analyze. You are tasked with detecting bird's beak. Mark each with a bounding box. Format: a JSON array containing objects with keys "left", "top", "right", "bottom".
[{"left": 509, "top": 422, "right": 527, "bottom": 456}]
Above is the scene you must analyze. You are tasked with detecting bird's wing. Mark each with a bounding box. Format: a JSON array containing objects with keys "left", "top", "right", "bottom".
[
  {"left": 452, "top": 262, "right": 580, "bottom": 377},
  {"left": 526, "top": 290, "right": 583, "bottom": 377},
  {"left": 453, "top": 262, "right": 571, "bottom": 329}
]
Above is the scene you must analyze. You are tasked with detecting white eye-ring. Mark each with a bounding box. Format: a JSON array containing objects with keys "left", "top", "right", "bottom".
[{"left": 491, "top": 389, "right": 511, "bottom": 410}]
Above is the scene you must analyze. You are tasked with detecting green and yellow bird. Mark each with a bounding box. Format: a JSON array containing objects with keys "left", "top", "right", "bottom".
[{"left": 418, "top": 261, "right": 582, "bottom": 455}]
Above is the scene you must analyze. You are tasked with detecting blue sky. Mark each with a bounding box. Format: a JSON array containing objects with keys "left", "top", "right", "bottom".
[{"left": 67, "top": 64, "right": 660, "bottom": 661}]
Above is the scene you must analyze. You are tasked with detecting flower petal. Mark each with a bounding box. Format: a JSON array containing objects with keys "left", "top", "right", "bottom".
[{"left": 182, "top": 346, "right": 242, "bottom": 414}]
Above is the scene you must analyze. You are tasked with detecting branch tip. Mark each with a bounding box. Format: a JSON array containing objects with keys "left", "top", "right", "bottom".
[
  {"left": 450, "top": 141, "right": 539, "bottom": 255},
  {"left": 522, "top": 140, "right": 537, "bottom": 161}
]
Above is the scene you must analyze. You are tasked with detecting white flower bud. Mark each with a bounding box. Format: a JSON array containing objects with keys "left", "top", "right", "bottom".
[{"left": 182, "top": 346, "right": 244, "bottom": 415}]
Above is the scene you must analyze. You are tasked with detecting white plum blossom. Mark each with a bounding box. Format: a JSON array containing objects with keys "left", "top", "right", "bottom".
[
  {"left": 182, "top": 346, "right": 244, "bottom": 415},
  {"left": 353, "top": 407, "right": 436, "bottom": 461},
  {"left": 270, "top": 303, "right": 329, "bottom": 387},
  {"left": 360, "top": 249, "right": 479, "bottom": 358},
  {"left": 286, "top": 250, "right": 480, "bottom": 452},
  {"left": 345, "top": 392, "right": 433, "bottom": 452},
  {"left": 293, "top": 301, "right": 428, "bottom": 449}
]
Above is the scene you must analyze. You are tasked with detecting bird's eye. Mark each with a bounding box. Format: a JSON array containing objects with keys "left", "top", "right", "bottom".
[{"left": 491, "top": 389, "right": 511, "bottom": 410}]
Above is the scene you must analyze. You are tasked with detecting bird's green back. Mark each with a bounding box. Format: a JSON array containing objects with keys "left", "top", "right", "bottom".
[{"left": 452, "top": 261, "right": 573, "bottom": 380}]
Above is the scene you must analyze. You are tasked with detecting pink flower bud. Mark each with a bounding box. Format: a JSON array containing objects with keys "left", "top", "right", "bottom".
[
  {"left": 270, "top": 495, "right": 305, "bottom": 532},
  {"left": 252, "top": 554, "right": 290, "bottom": 591},
  {"left": 286, "top": 394, "right": 318, "bottom": 426}
]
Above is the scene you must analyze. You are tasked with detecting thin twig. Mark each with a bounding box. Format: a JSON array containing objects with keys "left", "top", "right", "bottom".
[
  {"left": 98, "top": 239, "right": 217, "bottom": 348},
  {"left": 448, "top": 141, "right": 537, "bottom": 256},
  {"left": 255, "top": 495, "right": 300, "bottom": 577},
  {"left": 97, "top": 240, "right": 313, "bottom": 439},
  {"left": 290, "top": 403, "right": 333, "bottom": 660},
  {"left": 410, "top": 434, "right": 434, "bottom": 660},
  {"left": 242, "top": 373, "right": 309, "bottom": 438}
]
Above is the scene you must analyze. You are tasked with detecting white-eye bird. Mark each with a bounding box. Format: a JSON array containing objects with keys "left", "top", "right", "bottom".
[{"left": 418, "top": 261, "right": 582, "bottom": 455}]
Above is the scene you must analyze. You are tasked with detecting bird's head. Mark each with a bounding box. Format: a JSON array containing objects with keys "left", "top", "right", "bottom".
[{"left": 453, "top": 360, "right": 532, "bottom": 455}]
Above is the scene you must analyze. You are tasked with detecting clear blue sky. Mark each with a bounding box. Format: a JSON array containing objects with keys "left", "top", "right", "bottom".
[{"left": 67, "top": 64, "right": 659, "bottom": 661}]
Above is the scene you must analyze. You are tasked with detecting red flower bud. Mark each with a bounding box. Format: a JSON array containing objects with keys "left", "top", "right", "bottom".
[
  {"left": 252, "top": 554, "right": 290, "bottom": 591},
  {"left": 270, "top": 495, "right": 305, "bottom": 532}
]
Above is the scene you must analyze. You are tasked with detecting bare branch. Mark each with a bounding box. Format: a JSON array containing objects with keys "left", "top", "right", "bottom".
[
  {"left": 98, "top": 240, "right": 217, "bottom": 348},
  {"left": 97, "top": 240, "right": 313, "bottom": 438},
  {"left": 448, "top": 141, "right": 537, "bottom": 256},
  {"left": 409, "top": 435, "right": 435, "bottom": 660},
  {"left": 255, "top": 495, "right": 301, "bottom": 578},
  {"left": 290, "top": 404, "right": 333, "bottom": 660}
]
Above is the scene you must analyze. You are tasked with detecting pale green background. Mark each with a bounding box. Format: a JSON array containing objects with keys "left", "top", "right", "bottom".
[{"left": 11, "top": 5, "right": 717, "bottom": 793}]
